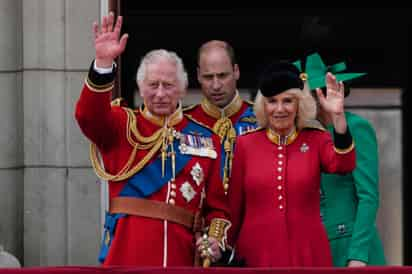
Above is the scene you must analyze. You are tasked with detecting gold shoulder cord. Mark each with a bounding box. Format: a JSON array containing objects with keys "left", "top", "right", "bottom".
[
  {"left": 89, "top": 108, "right": 164, "bottom": 181},
  {"left": 201, "top": 96, "right": 243, "bottom": 193},
  {"left": 210, "top": 118, "right": 236, "bottom": 194},
  {"left": 221, "top": 123, "right": 236, "bottom": 194}
]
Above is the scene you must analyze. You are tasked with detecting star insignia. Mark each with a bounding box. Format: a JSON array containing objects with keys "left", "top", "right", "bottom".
[
  {"left": 190, "top": 162, "right": 204, "bottom": 186},
  {"left": 180, "top": 181, "right": 196, "bottom": 203}
]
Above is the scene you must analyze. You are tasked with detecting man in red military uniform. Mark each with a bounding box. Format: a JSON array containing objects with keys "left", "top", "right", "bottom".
[
  {"left": 184, "top": 40, "right": 258, "bottom": 193},
  {"left": 75, "top": 12, "right": 230, "bottom": 267}
]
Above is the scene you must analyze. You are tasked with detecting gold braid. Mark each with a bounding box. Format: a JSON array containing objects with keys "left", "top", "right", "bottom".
[
  {"left": 212, "top": 118, "right": 236, "bottom": 194},
  {"left": 89, "top": 108, "right": 165, "bottom": 181}
]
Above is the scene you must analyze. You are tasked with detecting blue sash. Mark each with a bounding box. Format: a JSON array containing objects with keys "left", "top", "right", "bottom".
[{"left": 99, "top": 119, "right": 213, "bottom": 263}]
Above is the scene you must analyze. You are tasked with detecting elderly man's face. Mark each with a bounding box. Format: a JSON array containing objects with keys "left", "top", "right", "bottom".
[{"left": 140, "top": 59, "right": 184, "bottom": 116}]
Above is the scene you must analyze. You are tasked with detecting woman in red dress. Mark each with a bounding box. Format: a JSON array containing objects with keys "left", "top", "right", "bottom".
[{"left": 227, "top": 62, "right": 356, "bottom": 267}]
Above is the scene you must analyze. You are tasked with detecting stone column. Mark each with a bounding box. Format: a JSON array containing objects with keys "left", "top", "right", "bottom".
[
  {"left": 0, "top": 0, "right": 24, "bottom": 264},
  {"left": 23, "top": 0, "right": 101, "bottom": 266},
  {"left": 347, "top": 88, "right": 403, "bottom": 265}
]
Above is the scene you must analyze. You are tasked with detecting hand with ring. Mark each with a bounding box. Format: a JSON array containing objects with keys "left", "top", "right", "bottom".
[{"left": 196, "top": 234, "right": 222, "bottom": 263}]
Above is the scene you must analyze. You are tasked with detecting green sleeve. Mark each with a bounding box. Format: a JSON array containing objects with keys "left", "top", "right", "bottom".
[{"left": 346, "top": 113, "right": 380, "bottom": 263}]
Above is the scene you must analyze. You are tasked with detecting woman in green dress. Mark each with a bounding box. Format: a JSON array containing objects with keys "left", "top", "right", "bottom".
[{"left": 296, "top": 53, "right": 386, "bottom": 267}]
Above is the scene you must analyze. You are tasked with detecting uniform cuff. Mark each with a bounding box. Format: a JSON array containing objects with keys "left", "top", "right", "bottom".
[
  {"left": 86, "top": 60, "right": 116, "bottom": 90},
  {"left": 208, "top": 218, "right": 231, "bottom": 251},
  {"left": 333, "top": 127, "right": 354, "bottom": 153}
]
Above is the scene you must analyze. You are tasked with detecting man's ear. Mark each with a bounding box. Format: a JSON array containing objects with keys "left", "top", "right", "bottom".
[
  {"left": 233, "top": 64, "right": 240, "bottom": 81},
  {"left": 197, "top": 67, "right": 201, "bottom": 83},
  {"left": 138, "top": 83, "right": 144, "bottom": 97},
  {"left": 180, "top": 88, "right": 187, "bottom": 100}
]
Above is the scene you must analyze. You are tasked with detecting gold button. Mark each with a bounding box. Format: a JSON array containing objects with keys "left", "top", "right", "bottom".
[
  {"left": 279, "top": 205, "right": 283, "bottom": 210},
  {"left": 278, "top": 146, "right": 283, "bottom": 150},
  {"left": 277, "top": 185, "right": 282, "bottom": 190},
  {"left": 277, "top": 176, "right": 282, "bottom": 180},
  {"left": 278, "top": 195, "right": 283, "bottom": 200},
  {"left": 278, "top": 154, "right": 284, "bottom": 158},
  {"left": 169, "top": 198, "right": 175, "bottom": 205},
  {"left": 278, "top": 161, "right": 283, "bottom": 165},
  {"left": 277, "top": 167, "right": 282, "bottom": 172},
  {"left": 170, "top": 191, "right": 176, "bottom": 197},
  {"left": 171, "top": 184, "right": 176, "bottom": 189}
]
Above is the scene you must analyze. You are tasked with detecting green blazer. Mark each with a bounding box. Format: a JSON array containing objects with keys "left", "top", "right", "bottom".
[{"left": 320, "top": 112, "right": 386, "bottom": 266}]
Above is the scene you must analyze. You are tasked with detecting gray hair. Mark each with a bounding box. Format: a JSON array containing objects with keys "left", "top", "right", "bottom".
[
  {"left": 136, "top": 49, "right": 188, "bottom": 90},
  {"left": 253, "top": 82, "right": 317, "bottom": 130}
]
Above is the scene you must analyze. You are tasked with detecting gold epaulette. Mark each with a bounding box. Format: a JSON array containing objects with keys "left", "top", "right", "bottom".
[
  {"left": 110, "top": 97, "right": 126, "bottom": 107},
  {"left": 302, "top": 119, "right": 326, "bottom": 131},
  {"left": 184, "top": 114, "right": 213, "bottom": 131},
  {"left": 182, "top": 104, "right": 198, "bottom": 112},
  {"left": 239, "top": 116, "right": 257, "bottom": 124}
]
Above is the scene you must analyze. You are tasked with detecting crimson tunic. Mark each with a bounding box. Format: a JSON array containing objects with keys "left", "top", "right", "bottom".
[
  {"left": 228, "top": 128, "right": 356, "bottom": 267},
  {"left": 75, "top": 85, "right": 230, "bottom": 267}
]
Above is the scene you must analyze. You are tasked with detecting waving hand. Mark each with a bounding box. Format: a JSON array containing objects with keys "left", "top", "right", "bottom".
[
  {"left": 92, "top": 12, "right": 128, "bottom": 68},
  {"left": 315, "top": 72, "right": 347, "bottom": 133}
]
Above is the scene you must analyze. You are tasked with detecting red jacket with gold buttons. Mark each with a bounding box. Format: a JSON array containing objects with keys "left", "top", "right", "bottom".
[
  {"left": 75, "top": 84, "right": 230, "bottom": 267},
  {"left": 228, "top": 127, "right": 355, "bottom": 267}
]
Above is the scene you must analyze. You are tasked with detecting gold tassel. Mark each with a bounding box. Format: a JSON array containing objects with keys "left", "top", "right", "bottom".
[
  {"left": 161, "top": 137, "right": 167, "bottom": 177},
  {"left": 168, "top": 129, "right": 176, "bottom": 180},
  {"left": 201, "top": 233, "right": 211, "bottom": 268}
]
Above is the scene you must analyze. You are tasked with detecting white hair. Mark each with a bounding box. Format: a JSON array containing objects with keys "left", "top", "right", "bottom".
[
  {"left": 136, "top": 49, "right": 188, "bottom": 90},
  {"left": 253, "top": 82, "right": 317, "bottom": 130}
]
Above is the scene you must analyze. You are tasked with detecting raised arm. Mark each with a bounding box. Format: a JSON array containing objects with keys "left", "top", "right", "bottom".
[
  {"left": 316, "top": 72, "right": 347, "bottom": 134},
  {"left": 74, "top": 12, "right": 129, "bottom": 150},
  {"left": 93, "top": 11, "right": 128, "bottom": 69}
]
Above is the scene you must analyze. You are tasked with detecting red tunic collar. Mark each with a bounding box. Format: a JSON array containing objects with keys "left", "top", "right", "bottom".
[{"left": 266, "top": 127, "right": 299, "bottom": 145}]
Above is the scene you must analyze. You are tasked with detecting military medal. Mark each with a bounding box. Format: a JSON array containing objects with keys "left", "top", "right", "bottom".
[{"left": 177, "top": 132, "right": 217, "bottom": 159}]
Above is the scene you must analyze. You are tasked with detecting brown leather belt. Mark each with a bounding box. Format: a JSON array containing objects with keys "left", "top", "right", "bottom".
[{"left": 109, "top": 197, "right": 201, "bottom": 231}]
